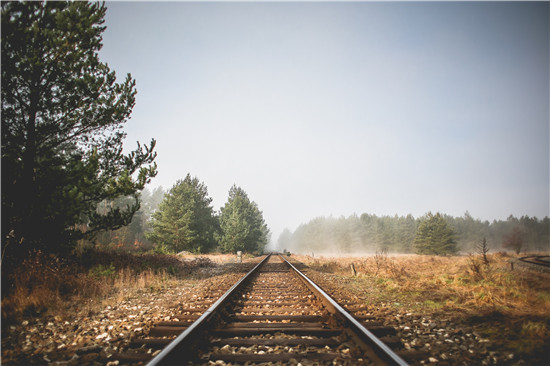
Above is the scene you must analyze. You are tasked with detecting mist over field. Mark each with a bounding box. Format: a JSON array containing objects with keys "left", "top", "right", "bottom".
[{"left": 276, "top": 213, "right": 549, "bottom": 255}]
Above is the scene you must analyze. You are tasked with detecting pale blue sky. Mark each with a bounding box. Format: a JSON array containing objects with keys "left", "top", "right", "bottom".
[{"left": 100, "top": 1, "right": 549, "bottom": 244}]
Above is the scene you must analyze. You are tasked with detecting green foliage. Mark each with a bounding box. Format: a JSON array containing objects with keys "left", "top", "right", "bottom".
[
  {"left": 150, "top": 243, "right": 173, "bottom": 255},
  {"left": 1, "top": 1, "right": 157, "bottom": 258},
  {"left": 94, "top": 186, "right": 165, "bottom": 251},
  {"left": 218, "top": 185, "right": 269, "bottom": 254},
  {"left": 88, "top": 263, "right": 116, "bottom": 279},
  {"left": 146, "top": 175, "right": 217, "bottom": 254},
  {"left": 413, "top": 212, "right": 458, "bottom": 255}
]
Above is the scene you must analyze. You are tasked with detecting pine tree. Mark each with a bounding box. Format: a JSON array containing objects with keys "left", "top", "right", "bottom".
[
  {"left": 1, "top": 2, "right": 157, "bottom": 258},
  {"left": 218, "top": 186, "right": 269, "bottom": 254},
  {"left": 146, "top": 175, "right": 217, "bottom": 254},
  {"left": 413, "top": 212, "right": 458, "bottom": 255}
]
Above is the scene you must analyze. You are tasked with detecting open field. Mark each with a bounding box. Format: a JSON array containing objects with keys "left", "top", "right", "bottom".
[
  {"left": 2, "top": 251, "right": 549, "bottom": 365},
  {"left": 294, "top": 252, "right": 550, "bottom": 316},
  {"left": 291, "top": 252, "right": 550, "bottom": 364}
]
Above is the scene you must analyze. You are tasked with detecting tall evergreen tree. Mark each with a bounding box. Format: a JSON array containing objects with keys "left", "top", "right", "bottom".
[
  {"left": 218, "top": 186, "right": 269, "bottom": 254},
  {"left": 146, "top": 175, "right": 217, "bottom": 254},
  {"left": 1, "top": 2, "right": 157, "bottom": 258},
  {"left": 413, "top": 212, "right": 458, "bottom": 255}
]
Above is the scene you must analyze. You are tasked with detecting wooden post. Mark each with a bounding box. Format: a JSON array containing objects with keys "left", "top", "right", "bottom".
[{"left": 350, "top": 263, "right": 357, "bottom": 277}]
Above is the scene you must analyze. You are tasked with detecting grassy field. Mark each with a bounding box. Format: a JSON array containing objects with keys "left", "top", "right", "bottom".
[
  {"left": 296, "top": 252, "right": 550, "bottom": 315},
  {"left": 293, "top": 251, "right": 550, "bottom": 363}
]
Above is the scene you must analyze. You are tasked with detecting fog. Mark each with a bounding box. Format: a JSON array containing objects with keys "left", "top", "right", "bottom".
[
  {"left": 275, "top": 213, "right": 550, "bottom": 255},
  {"left": 100, "top": 2, "right": 549, "bottom": 248}
]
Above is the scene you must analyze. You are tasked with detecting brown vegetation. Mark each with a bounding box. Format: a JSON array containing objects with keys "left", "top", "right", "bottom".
[
  {"left": 1, "top": 250, "right": 215, "bottom": 326},
  {"left": 2, "top": 251, "right": 548, "bottom": 365},
  {"left": 299, "top": 252, "right": 550, "bottom": 315},
  {"left": 294, "top": 252, "right": 550, "bottom": 364}
]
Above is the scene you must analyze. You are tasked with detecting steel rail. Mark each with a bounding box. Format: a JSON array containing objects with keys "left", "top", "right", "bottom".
[
  {"left": 519, "top": 255, "right": 550, "bottom": 267},
  {"left": 279, "top": 254, "right": 409, "bottom": 366},
  {"left": 146, "top": 253, "right": 272, "bottom": 366}
]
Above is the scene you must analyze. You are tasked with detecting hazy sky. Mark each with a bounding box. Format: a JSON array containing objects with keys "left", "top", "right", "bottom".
[{"left": 100, "top": 1, "right": 549, "bottom": 245}]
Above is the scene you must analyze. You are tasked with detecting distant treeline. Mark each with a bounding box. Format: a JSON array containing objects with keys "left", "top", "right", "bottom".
[{"left": 277, "top": 212, "right": 549, "bottom": 255}]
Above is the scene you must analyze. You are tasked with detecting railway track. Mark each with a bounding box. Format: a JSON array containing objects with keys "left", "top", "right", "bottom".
[
  {"left": 516, "top": 255, "right": 550, "bottom": 272},
  {"left": 114, "top": 254, "right": 408, "bottom": 365},
  {"left": 518, "top": 255, "right": 550, "bottom": 268}
]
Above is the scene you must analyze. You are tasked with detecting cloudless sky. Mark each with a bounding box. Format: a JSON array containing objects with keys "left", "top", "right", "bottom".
[{"left": 100, "top": 1, "right": 549, "bottom": 246}]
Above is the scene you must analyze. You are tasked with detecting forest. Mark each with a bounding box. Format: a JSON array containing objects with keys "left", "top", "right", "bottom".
[{"left": 277, "top": 212, "right": 549, "bottom": 255}]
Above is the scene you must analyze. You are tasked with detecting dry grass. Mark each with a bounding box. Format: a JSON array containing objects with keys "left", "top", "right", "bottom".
[
  {"left": 295, "top": 252, "right": 550, "bottom": 317},
  {"left": 177, "top": 253, "right": 242, "bottom": 264},
  {"left": 1, "top": 250, "right": 233, "bottom": 325},
  {"left": 294, "top": 252, "right": 550, "bottom": 362}
]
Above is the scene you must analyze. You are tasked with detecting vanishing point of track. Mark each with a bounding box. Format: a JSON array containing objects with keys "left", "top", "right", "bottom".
[{"left": 118, "top": 254, "right": 408, "bottom": 365}]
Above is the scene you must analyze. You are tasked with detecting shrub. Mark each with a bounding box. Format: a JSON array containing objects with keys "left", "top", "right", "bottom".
[
  {"left": 88, "top": 264, "right": 116, "bottom": 279},
  {"left": 413, "top": 212, "right": 458, "bottom": 255}
]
